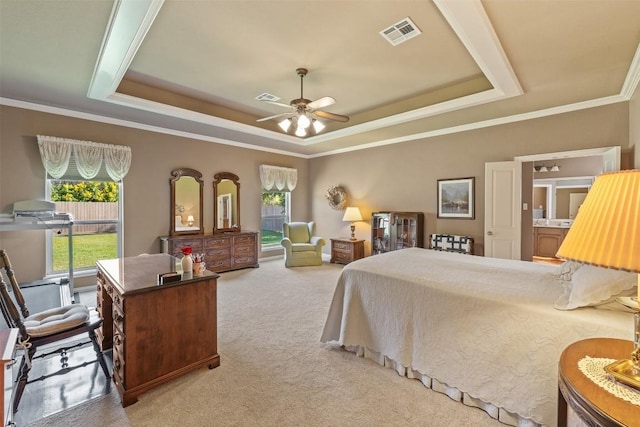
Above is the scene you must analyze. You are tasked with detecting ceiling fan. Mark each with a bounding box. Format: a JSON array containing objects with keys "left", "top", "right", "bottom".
[{"left": 257, "top": 68, "right": 349, "bottom": 137}]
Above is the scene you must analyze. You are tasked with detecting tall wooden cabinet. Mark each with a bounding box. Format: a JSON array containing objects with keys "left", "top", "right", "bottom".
[
  {"left": 160, "top": 231, "right": 259, "bottom": 273},
  {"left": 371, "top": 212, "right": 424, "bottom": 255}
]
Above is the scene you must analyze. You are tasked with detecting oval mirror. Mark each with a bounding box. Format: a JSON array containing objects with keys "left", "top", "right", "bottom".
[
  {"left": 170, "top": 168, "right": 204, "bottom": 236},
  {"left": 213, "top": 172, "right": 240, "bottom": 233}
]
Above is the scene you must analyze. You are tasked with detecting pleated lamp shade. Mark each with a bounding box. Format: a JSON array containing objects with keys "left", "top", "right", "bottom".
[{"left": 556, "top": 170, "right": 640, "bottom": 304}]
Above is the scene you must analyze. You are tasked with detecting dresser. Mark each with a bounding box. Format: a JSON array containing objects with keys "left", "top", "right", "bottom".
[
  {"left": 96, "top": 254, "right": 220, "bottom": 407},
  {"left": 160, "top": 231, "right": 259, "bottom": 273},
  {"left": 1, "top": 329, "right": 17, "bottom": 427},
  {"left": 330, "top": 238, "right": 364, "bottom": 264}
]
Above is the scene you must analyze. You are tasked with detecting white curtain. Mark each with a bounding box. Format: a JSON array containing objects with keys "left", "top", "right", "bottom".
[
  {"left": 259, "top": 165, "right": 297, "bottom": 192},
  {"left": 37, "top": 135, "right": 132, "bottom": 181}
]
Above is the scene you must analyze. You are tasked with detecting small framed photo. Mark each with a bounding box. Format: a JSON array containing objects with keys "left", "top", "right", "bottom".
[{"left": 437, "top": 177, "right": 475, "bottom": 219}]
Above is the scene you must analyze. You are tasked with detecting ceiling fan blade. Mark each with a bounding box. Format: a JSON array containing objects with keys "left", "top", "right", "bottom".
[
  {"left": 314, "top": 110, "right": 350, "bottom": 123},
  {"left": 307, "top": 96, "right": 335, "bottom": 110},
  {"left": 257, "top": 112, "right": 291, "bottom": 122},
  {"left": 263, "top": 100, "right": 293, "bottom": 109}
]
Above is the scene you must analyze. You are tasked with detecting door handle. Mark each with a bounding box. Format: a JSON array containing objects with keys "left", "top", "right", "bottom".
[{"left": 487, "top": 231, "right": 493, "bottom": 236}]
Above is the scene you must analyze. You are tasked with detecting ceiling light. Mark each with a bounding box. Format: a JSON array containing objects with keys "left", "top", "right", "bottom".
[
  {"left": 298, "top": 114, "right": 311, "bottom": 129},
  {"left": 278, "top": 118, "right": 291, "bottom": 132},
  {"left": 295, "top": 125, "right": 306, "bottom": 137},
  {"left": 313, "top": 120, "right": 325, "bottom": 133}
]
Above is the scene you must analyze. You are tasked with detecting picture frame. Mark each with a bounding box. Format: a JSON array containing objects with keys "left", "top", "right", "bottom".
[{"left": 437, "top": 177, "right": 475, "bottom": 219}]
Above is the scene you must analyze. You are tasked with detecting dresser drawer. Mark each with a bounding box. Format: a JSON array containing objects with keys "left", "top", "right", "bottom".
[
  {"left": 332, "top": 252, "right": 352, "bottom": 263},
  {"left": 332, "top": 240, "right": 353, "bottom": 251},
  {"left": 233, "top": 234, "right": 256, "bottom": 245},
  {"left": 233, "top": 244, "right": 255, "bottom": 257},
  {"left": 112, "top": 333, "right": 125, "bottom": 388},
  {"left": 170, "top": 238, "right": 203, "bottom": 255},
  {"left": 204, "top": 236, "right": 232, "bottom": 249},
  {"left": 112, "top": 303, "right": 125, "bottom": 334}
]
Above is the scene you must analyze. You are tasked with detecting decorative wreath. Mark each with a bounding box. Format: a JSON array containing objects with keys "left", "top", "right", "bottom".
[{"left": 325, "top": 185, "right": 347, "bottom": 210}]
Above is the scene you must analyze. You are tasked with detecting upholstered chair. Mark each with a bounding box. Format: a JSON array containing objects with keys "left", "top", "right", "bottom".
[{"left": 281, "top": 222, "right": 326, "bottom": 267}]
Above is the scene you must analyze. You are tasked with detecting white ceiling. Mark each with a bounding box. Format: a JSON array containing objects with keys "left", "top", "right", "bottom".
[{"left": 1, "top": 0, "right": 639, "bottom": 158}]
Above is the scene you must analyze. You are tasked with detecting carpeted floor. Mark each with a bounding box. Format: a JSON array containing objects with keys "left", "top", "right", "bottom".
[{"left": 27, "top": 257, "right": 503, "bottom": 427}]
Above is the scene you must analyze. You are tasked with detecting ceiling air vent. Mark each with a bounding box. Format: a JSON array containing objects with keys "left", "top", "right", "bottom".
[
  {"left": 380, "top": 17, "right": 422, "bottom": 46},
  {"left": 255, "top": 93, "right": 281, "bottom": 102}
]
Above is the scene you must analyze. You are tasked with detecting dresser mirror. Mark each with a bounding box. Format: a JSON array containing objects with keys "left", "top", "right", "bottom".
[
  {"left": 170, "top": 168, "right": 204, "bottom": 236},
  {"left": 213, "top": 172, "right": 240, "bottom": 233}
]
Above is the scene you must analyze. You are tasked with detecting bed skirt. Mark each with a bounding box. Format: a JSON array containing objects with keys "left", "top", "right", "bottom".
[{"left": 343, "top": 344, "right": 542, "bottom": 427}]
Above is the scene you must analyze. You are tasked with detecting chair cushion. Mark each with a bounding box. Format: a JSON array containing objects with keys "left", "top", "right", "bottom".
[
  {"left": 24, "top": 304, "right": 90, "bottom": 337},
  {"left": 287, "top": 224, "right": 311, "bottom": 243},
  {"left": 291, "top": 243, "right": 316, "bottom": 252}
]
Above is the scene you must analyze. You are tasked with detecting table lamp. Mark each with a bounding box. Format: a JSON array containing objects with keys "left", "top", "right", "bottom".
[
  {"left": 187, "top": 215, "right": 195, "bottom": 226},
  {"left": 342, "top": 207, "right": 363, "bottom": 240},
  {"left": 556, "top": 169, "right": 640, "bottom": 389}
]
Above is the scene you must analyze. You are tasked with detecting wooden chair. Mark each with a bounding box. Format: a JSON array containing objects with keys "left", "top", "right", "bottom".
[{"left": 0, "top": 249, "right": 110, "bottom": 413}]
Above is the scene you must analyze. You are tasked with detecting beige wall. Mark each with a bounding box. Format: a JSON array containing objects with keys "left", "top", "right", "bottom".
[
  {"left": 0, "top": 106, "right": 309, "bottom": 284},
  {"left": 0, "top": 100, "right": 633, "bottom": 285},
  {"left": 631, "top": 81, "right": 640, "bottom": 168},
  {"left": 308, "top": 102, "right": 630, "bottom": 256}
]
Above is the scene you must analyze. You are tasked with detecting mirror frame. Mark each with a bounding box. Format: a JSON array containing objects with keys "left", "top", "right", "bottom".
[
  {"left": 170, "top": 168, "right": 204, "bottom": 236},
  {"left": 213, "top": 172, "right": 241, "bottom": 233}
]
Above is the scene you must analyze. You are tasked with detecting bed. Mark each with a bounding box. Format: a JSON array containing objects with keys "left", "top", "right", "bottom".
[{"left": 320, "top": 248, "right": 635, "bottom": 427}]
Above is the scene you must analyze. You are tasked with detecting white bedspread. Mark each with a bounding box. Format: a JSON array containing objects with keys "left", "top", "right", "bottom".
[{"left": 320, "top": 248, "right": 633, "bottom": 426}]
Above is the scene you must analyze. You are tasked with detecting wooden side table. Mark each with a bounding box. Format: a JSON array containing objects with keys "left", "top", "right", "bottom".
[
  {"left": 330, "top": 238, "right": 364, "bottom": 264},
  {"left": 558, "top": 338, "right": 637, "bottom": 427}
]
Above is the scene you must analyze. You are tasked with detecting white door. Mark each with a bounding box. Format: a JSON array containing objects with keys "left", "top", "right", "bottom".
[{"left": 484, "top": 161, "right": 522, "bottom": 259}]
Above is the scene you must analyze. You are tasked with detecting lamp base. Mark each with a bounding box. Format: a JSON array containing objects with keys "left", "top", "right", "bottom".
[
  {"left": 604, "top": 358, "right": 640, "bottom": 391},
  {"left": 605, "top": 310, "right": 640, "bottom": 390},
  {"left": 350, "top": 224, "right": 356, "bottom": 240}
]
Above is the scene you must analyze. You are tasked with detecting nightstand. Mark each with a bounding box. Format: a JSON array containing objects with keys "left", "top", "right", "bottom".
[
  {"left": 330, "top": 238, "right": 364, "bottom": 264},
  {"left": 558, "top": 338, "right": 637, "bottom": 427}
]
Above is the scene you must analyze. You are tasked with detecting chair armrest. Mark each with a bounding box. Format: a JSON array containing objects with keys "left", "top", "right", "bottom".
[
  {"left": 281, "top": 238, "right": 293, "bottom": 250},
  {"left": 310, "top": 236, "right": 326, "bottom": 249}
]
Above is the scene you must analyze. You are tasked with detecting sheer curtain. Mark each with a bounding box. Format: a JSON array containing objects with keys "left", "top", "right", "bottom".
[
  {"left": 259, "top": 165, "right": 297, "bottom": 192},
  {"left": 37, "top": 135, "right": 132, "bottom": 181}
]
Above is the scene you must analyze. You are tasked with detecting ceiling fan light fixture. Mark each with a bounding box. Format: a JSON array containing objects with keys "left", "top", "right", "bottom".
[
  {"left": 278, "top": 118, "right": 291, "bottom": 132},
  {"left": 313, "top": 119, "right": 325, "bottom": 133},
  {"left": 295, "top": 125, "right": 306, "bottom": 137},
  {"left": 298, "top": 114, "right": 311, "bottom": 129}
]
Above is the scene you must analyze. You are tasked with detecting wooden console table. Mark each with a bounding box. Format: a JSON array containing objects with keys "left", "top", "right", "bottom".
[
  {"left": 96, "top": 254, "right": 219, "bottom": 407},
  {"left": 558, "top": 338, "right": 637, "bottom": 427}
]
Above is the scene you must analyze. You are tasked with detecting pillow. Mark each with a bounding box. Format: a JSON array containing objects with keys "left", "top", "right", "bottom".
[
  {"left": 554, "top": 261, "right": 582, "bottom": 281},
  {"left": 554, "top": 264, "right": 637, "bottom": 310}
]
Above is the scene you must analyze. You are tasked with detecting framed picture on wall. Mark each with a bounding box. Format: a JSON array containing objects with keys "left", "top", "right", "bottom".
[{"left": 437, "top": 177, "right": 475, "bottom": 219}]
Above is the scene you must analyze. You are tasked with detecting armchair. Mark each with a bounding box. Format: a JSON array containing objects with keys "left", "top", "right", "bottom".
[{"left": 281, "top": 221, "right": 326, "bottom": 267}]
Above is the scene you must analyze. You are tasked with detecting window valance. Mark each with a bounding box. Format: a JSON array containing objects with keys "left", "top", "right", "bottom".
[
  {"left": 37, "top": 135, "right": 132, "bottom": 182},
  {"left": 259, "top": 165, "right": 297, "bottom": 192}
]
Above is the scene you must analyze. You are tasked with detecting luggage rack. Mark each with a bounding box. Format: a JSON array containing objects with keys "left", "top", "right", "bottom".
[{"left": 0, "top": 212, "right": 76, "bottom": 300}]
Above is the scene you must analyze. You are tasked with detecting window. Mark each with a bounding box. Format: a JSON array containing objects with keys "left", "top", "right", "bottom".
[
  {"left": 46, "top": 179, "right": 122, "bottom": 276},
  {"left": 36, "top": 135, "right": 131, "bottom": 278},
  {"left": 258, "top": 164, "right": 297, "bottom": 250},
  {"left": 260, "top": 191, "right": 290, "bottom": 250}
]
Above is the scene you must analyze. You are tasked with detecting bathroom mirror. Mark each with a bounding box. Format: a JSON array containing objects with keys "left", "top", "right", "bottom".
[
  {"left": 213, "top": 172, "right": 240, "bottom": 233},
  {"left": 170, "top": 168, "right": 204, "bottom": 236}
]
